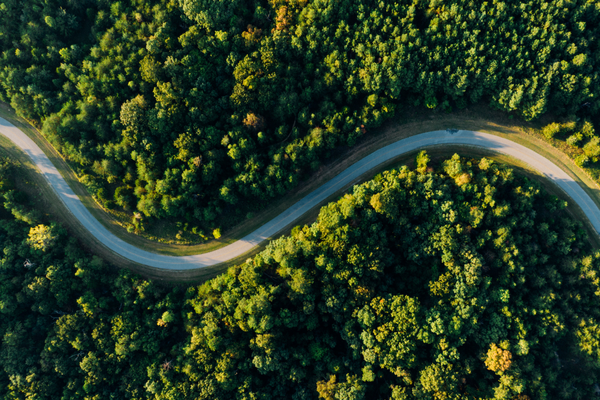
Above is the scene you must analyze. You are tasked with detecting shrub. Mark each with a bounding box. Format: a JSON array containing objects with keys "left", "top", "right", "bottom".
[
  {"left": 575, "top": 154, "right": 590, "bottom": 167},
  {"left": 80, "top": 174, "right": 102, "bottom": 196},
  {"left": 96, "top": 188, "right": 108, "bottom": 202},
  {"left": 583, "top": 137, "right": 600, "bottom": 158},
  {"left": 425, "top": 96, "right": 438, "bottom": 109},
  {"left": 542, "top": 123, "right": 561, "bottom": 139},
  {"left": 566, "top": 133, "right": 583, "bottom": 147},
  {"left": 114, "top": 186, "right": 134, "bottom": 210},
  {"left": 582, "top": 120, "right": 595, "bottom": 137},
  {"left": 561, "top": 120, "right": 577, "bottom": 133}
]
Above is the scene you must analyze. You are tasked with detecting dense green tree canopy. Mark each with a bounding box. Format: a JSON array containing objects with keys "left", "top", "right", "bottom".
[
  {"left": 1, "top": 154, "right": 600, "bottom": 398},
  {"left": 1, "top": 0, "right": 599, "bottom": 235}
]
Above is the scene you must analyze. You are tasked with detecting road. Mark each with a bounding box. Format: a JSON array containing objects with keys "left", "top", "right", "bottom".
[{"left": 2, "top": 117, "right": 600, "bottom": 270}]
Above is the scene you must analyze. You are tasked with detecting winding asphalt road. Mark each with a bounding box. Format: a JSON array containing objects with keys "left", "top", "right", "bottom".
[{"left": 2, "top": 116, "right": 600, "bottom": 270}]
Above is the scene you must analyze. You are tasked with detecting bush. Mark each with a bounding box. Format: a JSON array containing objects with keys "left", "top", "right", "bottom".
[
  {"left": 561, "top": 120, "right": 577, "bottom": 133},
  {"left": 582, "top": 120, "right": 596, "bottom": 137},
  {"left": 566, "top": 133, "right": 583, "bottom": 147},
  {"left": 425, "top": 96, "right": 438, "bottom": 109},
  {"left": 103, "top": 200, "right": 116, "bottom": 210},
  {"left": 114, "top": 186, "right": 134, "bottom": 210},
  {"left": 80, "top": 174, "right": 103, "bottom": 196},
  {"left": 583, "top": 137, "right": 600, "bottom": 158},
  {"left": 96, "top": 188, "right": 108, "bottom": 202},
  {"left": 542, "top": 123, "right": 561, "bottom": 139},
  {"left": 575, "top": 154, "right": 590, "bottom": 167}
]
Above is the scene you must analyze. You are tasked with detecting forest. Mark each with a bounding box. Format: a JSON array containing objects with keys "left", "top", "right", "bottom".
[
  {"left": 1, "top": 0, "right": 599, "bottom": 237},
  {"left": 1, "top": 153, "right": 600, "bottom": 399}
]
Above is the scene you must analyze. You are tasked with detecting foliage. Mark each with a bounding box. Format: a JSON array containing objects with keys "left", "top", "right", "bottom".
[
  {"left": 26, "top": 224, "right": 57, "bottom": 252},
  {"left": 176, "top": 154, "right": 600, "bottom": 399},
  {"left": 0, "top": 0, "right": 599, "bottom": 236},
  {"left": 5, "top": 153, "right": 599, "bottom": 398},
  {"left": 172, "top": 154, "right": 600, "bottom": 399},
  {"left": 0, "top": 158, "right": 184, "bottom": 399}
]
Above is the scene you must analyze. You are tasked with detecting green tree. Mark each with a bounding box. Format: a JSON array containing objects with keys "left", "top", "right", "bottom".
[{"left": 26, "top": 224, "right": 56, "bottom": 251}]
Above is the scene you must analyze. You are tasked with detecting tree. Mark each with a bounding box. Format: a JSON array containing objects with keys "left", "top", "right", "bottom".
[
  {"left": 2, "top": 154, "right": 600, "bottom": 398},
  {"left": 26, "top": 224, "right": 56, "bottom": 252},
  {"left": 485, "top": 343, "right": 513, "bottom": 374}
]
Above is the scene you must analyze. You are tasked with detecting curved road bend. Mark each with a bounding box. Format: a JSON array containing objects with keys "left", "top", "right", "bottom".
[{"left": 1, "top": 117, "right": 600, "bottom": 270}]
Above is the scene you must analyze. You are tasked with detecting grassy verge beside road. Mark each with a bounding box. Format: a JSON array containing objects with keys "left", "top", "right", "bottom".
[{"left": 2, "top": 101, "right": 600, "bottom": 282}]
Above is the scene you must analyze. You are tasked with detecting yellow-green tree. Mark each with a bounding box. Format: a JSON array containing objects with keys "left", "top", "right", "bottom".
[{"left": 26, "top": 224, "right": 56, "bottom": 252}]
